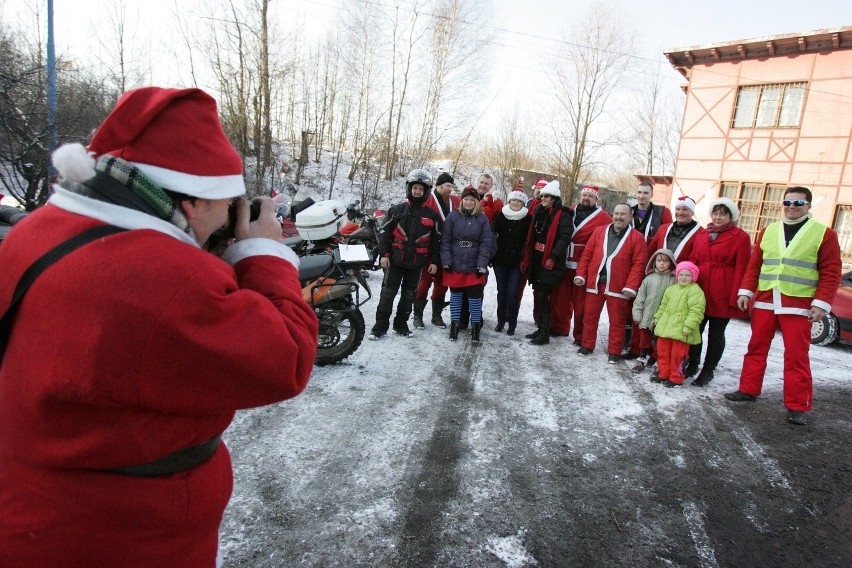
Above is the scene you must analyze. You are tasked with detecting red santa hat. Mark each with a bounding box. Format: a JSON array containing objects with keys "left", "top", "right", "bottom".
[
  {"left": 675, "top": 195, "right": 697, "bottom": 213},
  {"left": 533, "top": 178, "right": 549, "bottom": 189},
  {"left": 51, "top": 87, "right": 245, "bottom": 199},
  {"left": 580, "top": 185, "right": 600, "bottom": 197}
]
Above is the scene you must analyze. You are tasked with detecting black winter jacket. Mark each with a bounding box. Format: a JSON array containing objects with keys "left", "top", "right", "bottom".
[
  {"left": 378, "top": 201, "right": 442, "bottom": 269},
  {"left": 492, "top": 210, "right": 531, "bottom": 268}
]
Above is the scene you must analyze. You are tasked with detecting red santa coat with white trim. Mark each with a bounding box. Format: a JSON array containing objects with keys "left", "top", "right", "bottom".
[
  {"left": 0, "top": 193, "right": 318, "bottom": 567},
  {"left": 647, "top": 221, "right": 707, "bottom": 263},
  {"left": 480, "top": 193, "right": 504, "bottom": 223},
  {"left": 689, "top": 226, "right": 752, "bottom": 319},
  {"left": 425, "top": 190, "right": 460, "bottom": 222},
  {"left": 738, "top": 219, "right": 842, "bottom": 315},
  {"left": 575, "top": 225, "right": 647, "bottom": 298},
  {"left": 566, "top": 207, "right": 612, "bottom": 269}
]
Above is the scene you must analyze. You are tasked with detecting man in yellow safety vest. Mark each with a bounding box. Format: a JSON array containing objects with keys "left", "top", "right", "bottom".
[{"left": 724, "top": 187, "right": 842, "bottom": 425}]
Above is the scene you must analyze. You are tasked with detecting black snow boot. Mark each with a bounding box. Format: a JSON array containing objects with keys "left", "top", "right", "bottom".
[
  {"left": 430, "top": 299, "right": 447, "bottom": 328},
  {"left": 691, "top": 368, "right": 714, "bottom": 387},
  {"left": 506, "top": 323, "right": 516, "bottom": 336},
  {"left": 495, "top": 320, "right": 505, "bottom": 333},
  {"left": 525, "top": 328, "right": 541, "bottom": 340},
  {"left": 412, "top": 299, "right": 427, "bottom": 329},
  {"left": 471, "top": 322, "right": 482, "bottom": 343},
  {"left": 449, "top": 322, "right": 459, "bottom": 341}
]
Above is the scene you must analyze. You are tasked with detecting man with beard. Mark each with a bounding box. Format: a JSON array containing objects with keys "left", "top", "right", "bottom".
[
  {"left": 645, "top": 195, "right": 707, "bottom": 373},
  {"left": 369, "top": 169, "right": 441, "bottom": 339},
  {"left": 574, "top": 203, "right": 647, "bottom": 362},
  {"left": 553, "top": 186, "right": 612, "bottom": 345},
  {"left": 412, "top": 172, "right": 460, "bottom": 329}
]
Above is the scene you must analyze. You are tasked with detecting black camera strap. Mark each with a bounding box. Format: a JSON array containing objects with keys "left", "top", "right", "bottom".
[{"left": 0, "top": 224, "right": 127, "bottom": 359}]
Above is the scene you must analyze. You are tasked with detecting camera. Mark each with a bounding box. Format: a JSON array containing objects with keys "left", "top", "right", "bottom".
[{"left": 214, "top": 200, "right": 262, "bottom": 240}]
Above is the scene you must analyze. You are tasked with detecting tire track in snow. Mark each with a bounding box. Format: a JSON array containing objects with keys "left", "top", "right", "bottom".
[{"left": 390, "top": 338, "right": 481, "bottom": 566}]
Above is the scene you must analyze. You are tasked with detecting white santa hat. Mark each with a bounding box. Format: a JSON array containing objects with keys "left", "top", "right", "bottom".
[
  {"left": 51, "top": 87, "right": 245, "bottom": 199},
  {"left": 709, "top": 197, "right": 740, "bottom": 222},
  {"left": 540, "top": 180, "right": 561, "bottom": 198},
  {"left": 507, "top": 190, "right": 529, "bottom": 205},
  {"left": 674, "top": 195, "right": 697, "bottom": 213}
]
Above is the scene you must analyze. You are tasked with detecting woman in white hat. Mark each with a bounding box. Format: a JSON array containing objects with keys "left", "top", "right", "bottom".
[{"left": 687, "top": 197, "right": 752, "bottom": 386}]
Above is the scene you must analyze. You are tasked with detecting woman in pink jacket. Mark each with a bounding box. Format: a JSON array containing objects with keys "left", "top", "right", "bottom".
[{"left": 688, "top": 197, "right": 752, "bottom": 386}]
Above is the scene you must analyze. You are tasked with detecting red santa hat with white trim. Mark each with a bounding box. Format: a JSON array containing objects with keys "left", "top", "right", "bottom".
[{"left": 52, "top": 87, "right": 245, "bottom": 199}]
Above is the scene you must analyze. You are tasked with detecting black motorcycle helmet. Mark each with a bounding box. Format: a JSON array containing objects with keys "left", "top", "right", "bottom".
[{"left": 405, "top": 169, "right": 433, "bottom": 205}]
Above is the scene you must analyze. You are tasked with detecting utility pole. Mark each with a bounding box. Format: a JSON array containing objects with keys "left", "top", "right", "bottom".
[{"left": 46, "top": 0, "right": 57, "bottom": 175}]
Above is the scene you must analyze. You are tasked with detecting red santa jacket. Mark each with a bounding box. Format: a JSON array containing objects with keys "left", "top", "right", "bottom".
[
  {"left": 575, "top": 224, "right": 647, "bottom": 299},
  {"left": 689, "top": 226, "right": 752, "bottom": 319},
  {"left": 647, "top": 221, "right": 707, "bottom": 263},
  {"left": 425, "top": 190, "right": 460, "bottom": 222},
  {"left": 480, "top": 193, "right": 504, "bottom": 223},
  {"left": 0, "top": 190, "right": 318, "bottom": 567},
  {"left": 566, "top": 206, "right": 612, "bottom": 269},
  {"left": 739, "top": 219, "right": 842, "bottom": 316}
]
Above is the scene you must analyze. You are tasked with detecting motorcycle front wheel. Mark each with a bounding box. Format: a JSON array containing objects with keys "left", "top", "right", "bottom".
[{"left": 314, "top": 301, "right": 366, "bottom": 366}]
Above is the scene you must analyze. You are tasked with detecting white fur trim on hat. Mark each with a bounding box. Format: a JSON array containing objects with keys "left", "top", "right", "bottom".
[
  {"left": 52, "top": 143, "right": 97, "bottom": 183},
  {"left": 540, "top": 180, "right": 561, "bottom": 198},
  {"left": 674, "top": 195, "right": 696, "bottom": 213},
  {"left": 507, "top": 190, "right": 529, "bottom": 205},
  {"left": 580, "top": 185, "right": 600, "bottom": 197},
  {"left": 709, "top": 197, "right": 740, "bottom": 222}
]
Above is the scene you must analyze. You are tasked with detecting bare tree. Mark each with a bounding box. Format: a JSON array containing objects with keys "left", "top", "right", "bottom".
[
  {"left": 94, "top": 0, "right": 150, "bottom": 94},
  {"left": 548, "top": 5, "right": 635, "bottom": 202}
]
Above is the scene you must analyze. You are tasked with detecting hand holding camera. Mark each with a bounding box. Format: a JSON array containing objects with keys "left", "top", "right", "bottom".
[{"left": 228, "top": 197, "right": 281, "bottom": 241}]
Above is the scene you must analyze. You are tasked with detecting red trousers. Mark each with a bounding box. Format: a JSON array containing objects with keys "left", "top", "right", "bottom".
[
  {"left": 738, "top": 309, "right": 813, "bottom": 411},
  {"left": 415, "top": 266, "right": 448, "bottom": 302},
  {"left": 637, "top": 328, "right": 655, "bottom": 355},
  {"left": 657, "top": 337, "right": 690, "bottom": 383},
  {"left": 581, "top": 284, "right": 630, "bottom": 355},
  {"left": 549, "top": 273, "right": 573, "bottom": 334}
]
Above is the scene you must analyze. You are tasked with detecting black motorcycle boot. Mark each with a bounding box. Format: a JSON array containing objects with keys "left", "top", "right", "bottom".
[
  {"left": 471, "top": 322, "right": 482, "bottom": 343},
  {"left": 449, "top": 322, "right": 459, "bottom": 341},
  {"left": 531, "top": 313, "right": 551, "bottom": 345},
  {"left": 412, "top": 299, "right": 427, "bottom": 329},
  {"left": 430, "top": 299, "right": 447, "bottom": 328},
  {"left": 525, "top": 328, "right": 541, "bottom": 340}
]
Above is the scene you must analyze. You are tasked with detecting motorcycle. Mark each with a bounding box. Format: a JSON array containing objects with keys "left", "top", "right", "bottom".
[{"left": 290, "top": 200, "right": 384, "bottom": 366}]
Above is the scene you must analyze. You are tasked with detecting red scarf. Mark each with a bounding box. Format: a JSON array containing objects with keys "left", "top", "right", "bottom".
[{"left": 706, "top": 221, "right": 735, "bottom": 242}]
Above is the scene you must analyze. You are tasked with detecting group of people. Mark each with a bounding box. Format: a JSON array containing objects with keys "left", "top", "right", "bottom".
[{"left": 371, "top": 173, "right": 842, "bottom": 427}]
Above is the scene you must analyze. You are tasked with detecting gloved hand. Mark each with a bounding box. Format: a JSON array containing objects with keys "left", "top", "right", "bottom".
[
  {"left": 543, "top": 258, "right": 555, "bottom": 270},
  {"left": 477, "top": 267, "right": 488, "bottom": 275}
]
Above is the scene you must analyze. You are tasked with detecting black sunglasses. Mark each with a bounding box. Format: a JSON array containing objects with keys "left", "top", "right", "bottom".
[{"left": 783, "top": 199, "right": 809, "bottom": 206}]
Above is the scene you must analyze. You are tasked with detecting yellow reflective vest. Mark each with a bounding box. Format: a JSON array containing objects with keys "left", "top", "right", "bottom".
[{"left": 758, "top": 219, "right": 827, "bottom": 297}]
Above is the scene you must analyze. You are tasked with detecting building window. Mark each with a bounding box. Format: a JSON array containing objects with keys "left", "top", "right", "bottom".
[
  {"left": 833, "top": 205, "right": 852, "bottom": 260},
  {"left": 731, "top": 83, "right": 806, "bottom": 129},
  {"left": 720, "top": 182, "right": 788, "bottom": 241}
]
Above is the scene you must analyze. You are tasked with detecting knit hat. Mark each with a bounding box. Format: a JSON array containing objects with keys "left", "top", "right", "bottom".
[
  {"left": 436, "top": 172, "right": 455, "bottom": 186},
  {"left": 506, "top": 190, "right": 529, "bottom": 205},
  {"left": 580, "top": 185, "right": 600, "bottom": 197},
  {"left": 709, "top": 197, "right": 740, "bottom": 222},
  {"left": 674, "top": 195, "right": 696, "bottom": 213},
  {"left": 533, "top": 178, "right": 548, "bottom": 189},
  {"left": 675, "top": 260, "right": 699, "bottom": 281},
  {"left": 540, "top": 180, "right": 561, "bottom": 198},
  {"left": 52, "top": 87, "right": 244, "bottom": 199},
  {"left": 461, "top": 187, "right": 479, "bottom": 201}
]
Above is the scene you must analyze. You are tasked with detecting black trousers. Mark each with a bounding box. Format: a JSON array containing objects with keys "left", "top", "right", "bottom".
[
  {"left": 689, "top": 316, "right": 730, "bottom": 371},
  {"left": 373, "top": 265, "right": 422, "bottom": 333}
]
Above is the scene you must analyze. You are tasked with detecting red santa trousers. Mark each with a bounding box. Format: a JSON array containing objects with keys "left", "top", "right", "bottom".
[
  {"left": 656, "top": 337, "right": 690, "bottom": 384},
  {"left": 567, "top": 269, "right": 587, "bottom": 342},
  {"left": 549, "top": 273, "right": 573, "bottom": 335},
  {"left": 415, "top": 265, "right": 449, "bottom": 302},
  {"left": 738, "top": 308, "right": 813, "bottom": 411},
  {"left": 580, "top": 283, "right": 630, "bottom": 355}
]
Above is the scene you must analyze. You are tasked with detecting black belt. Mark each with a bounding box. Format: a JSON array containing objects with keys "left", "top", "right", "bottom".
[{"left": 105, "top": 434, "right": 223, "bottom": 477}]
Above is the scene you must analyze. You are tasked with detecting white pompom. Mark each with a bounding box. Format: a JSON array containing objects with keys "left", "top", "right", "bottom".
[{"left": 52, "top": 143, "right": 96, "bottom": 183}]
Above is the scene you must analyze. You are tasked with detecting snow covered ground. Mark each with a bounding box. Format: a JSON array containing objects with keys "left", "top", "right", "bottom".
[{"left": 220, "top": 270, "right": 852, "bottom": 567}]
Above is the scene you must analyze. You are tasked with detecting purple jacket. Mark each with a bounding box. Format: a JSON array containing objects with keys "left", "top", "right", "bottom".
[{"left": 440, "top": 210, "right": 495, "bottom": 273}]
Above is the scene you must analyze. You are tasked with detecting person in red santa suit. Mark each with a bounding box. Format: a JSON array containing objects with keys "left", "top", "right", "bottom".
[
  {"left": 725, "top": 186, "right": 842, "bottom": 426},
  {"left": 558, "top": 186, "right": 612, "bottom": 345},
  {"left": 0, "top": 87, "right": 319, "bottom": 567},
  {"left": 412, "top": 172, "right": 460, "bottom": 329},
  {"left": 573, "top": 203, "right": 647, "bottom": 362},
  {"left": 640, "top": 195, "right": 707, "bottom": 369}
]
